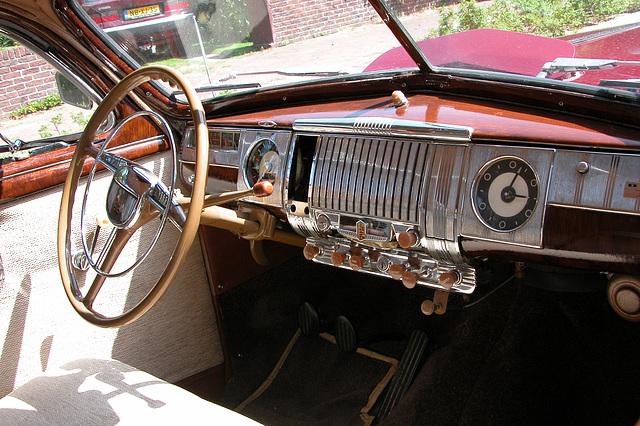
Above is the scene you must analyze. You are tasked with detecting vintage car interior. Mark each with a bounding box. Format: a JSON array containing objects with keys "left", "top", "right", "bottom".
[{"left": 0, "top": 0, "right": 639, "bottom": 423}]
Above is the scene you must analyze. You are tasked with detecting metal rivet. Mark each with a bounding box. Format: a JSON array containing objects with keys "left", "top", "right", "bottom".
[{"left": 576, "top": 161, "right": 590, "bottom": 174}]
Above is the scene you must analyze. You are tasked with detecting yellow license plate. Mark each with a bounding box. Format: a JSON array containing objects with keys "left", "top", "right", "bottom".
[{"left": 124, "top": 4, "right": 161, "bottom": 20}]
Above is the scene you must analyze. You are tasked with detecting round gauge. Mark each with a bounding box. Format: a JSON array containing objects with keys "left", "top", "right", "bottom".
[
  {"left": 472, "top": 156, "right": 539, "bottom": 232},
  {"left": 245, "top": 138, "right": 280, "bottom": 186}
]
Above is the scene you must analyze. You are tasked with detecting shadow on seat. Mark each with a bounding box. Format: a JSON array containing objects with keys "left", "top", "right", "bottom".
[{"left": 0, "top": 358, "right": 259, "bottom": 425}]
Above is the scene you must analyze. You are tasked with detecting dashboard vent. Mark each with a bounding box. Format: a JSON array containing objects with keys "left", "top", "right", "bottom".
[{"left": 310, "top": 135, "right": 428, "bottom": 223}]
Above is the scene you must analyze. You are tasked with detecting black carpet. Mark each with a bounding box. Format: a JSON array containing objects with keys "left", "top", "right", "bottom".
[
  {"left": 218, "top": 256, "right": 640, "bottom": 425},
  {"left": 237, "top": 332, "right": 395, "bottom": 425}
]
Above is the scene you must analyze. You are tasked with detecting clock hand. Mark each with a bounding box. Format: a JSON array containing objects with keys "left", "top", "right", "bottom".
[
  {"left": 509, "top": 167, "right": 522, "bottom": 187},
  {"left": 512, "top": 193, "right": 537, "bottom": 200}
]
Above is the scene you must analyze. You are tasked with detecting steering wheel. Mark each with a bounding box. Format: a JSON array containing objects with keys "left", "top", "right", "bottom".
[{"left": 58, "top": 65, "right": 208, "bottom": 327}]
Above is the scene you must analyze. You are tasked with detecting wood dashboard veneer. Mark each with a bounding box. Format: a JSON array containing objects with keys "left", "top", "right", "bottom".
[
  {"left": 0, "top": 117, "right": 167, "bottom": 201},
  {"left": 462, "top": 205, "right": 640, "bottom": 274},
  {"left": 207, "top": 93, "right": 640, "bottom": 150}
]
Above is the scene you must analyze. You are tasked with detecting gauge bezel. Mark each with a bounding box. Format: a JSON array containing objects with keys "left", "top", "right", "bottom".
[
  {"left": 244, "top": 137, "right": 279, "bottom": 188},
  {"left": 471, "top": 155, "right": 540, "bottom": 233}
]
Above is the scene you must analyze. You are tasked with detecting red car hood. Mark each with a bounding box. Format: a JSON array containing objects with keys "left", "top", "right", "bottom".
[{"left": 365, "top": 25, "right": 640, "bottom": 86}]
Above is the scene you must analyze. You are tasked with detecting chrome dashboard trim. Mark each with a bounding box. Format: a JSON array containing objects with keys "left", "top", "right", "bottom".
[
  {"left": 310, "top": 135, "right": 428, "bottom": 223},
  {"left": 459, "top": 145, "right": 555, "bottom": 248},
  {"left": 547, "top": 150, "right": 640, "bottom": 214},
  {"left": 293, "top": 118, "right": 472, "bottom": 141}
]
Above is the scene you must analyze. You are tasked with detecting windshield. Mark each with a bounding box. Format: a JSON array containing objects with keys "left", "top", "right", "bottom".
[{"left": 73, "top": 0, "right": 640, "bottom": 99}]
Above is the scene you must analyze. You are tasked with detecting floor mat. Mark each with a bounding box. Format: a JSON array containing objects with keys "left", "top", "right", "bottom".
[{"left": 237, "top": 330, "right": 397, "bottom": 426}]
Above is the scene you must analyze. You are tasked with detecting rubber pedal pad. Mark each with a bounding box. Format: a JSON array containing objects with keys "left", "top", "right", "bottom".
[
  {"left": 298, "top": 302, "right": 320, "bottom": 338},
  {"left": 335, "top": 315, "right": 358, "bottom": 353},
  {"left": 375, "top": 329, "right": 428, "bottom": 422}
]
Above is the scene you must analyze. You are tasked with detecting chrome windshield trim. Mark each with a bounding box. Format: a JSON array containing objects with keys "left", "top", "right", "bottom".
[{"left": 293, "top": 118, "right": 472, "bottom": 141}]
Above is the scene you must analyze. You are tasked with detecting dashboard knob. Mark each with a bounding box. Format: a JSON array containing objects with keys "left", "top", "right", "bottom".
[
  {"left": 331, "top": 252, "right": 347, "bottom": 267},
  {"left": 402, "top": 271, "right": 419, "bottom": 289},
  {"left": 421, "top": 300, "right": 435, "bottom": 315},
  {"left": 389, "top": 264, "right": 406, "bottom": 280},
  {"left": 391, "top": 90, "right": 408, "bottom": 107},
  {"left": 303, "top": 245, "right": 320, "bottom": 260},
  {"left": 349, "top": 255, "right": 366, "bottom": 271},
  {"left": 607, "top": 274, "right": 640, "bottom": 321},
  {"left": 397, "top": 230, "right": 419, "bottom": 249},
  {"left": 439, "top": 270, "right": 460, "bottom": 290}
]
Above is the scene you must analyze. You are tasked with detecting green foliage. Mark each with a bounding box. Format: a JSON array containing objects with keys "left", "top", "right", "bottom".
[
  {"left": 11, "top": 94, "right": 62, "bottom": 118},
  {"left": 458, "top": 0, "right": 488, "bottom": 31},
  {"left": 197, "top": 0, "right": 251, "bottom": 49},
  {"left": 38, "top": 125, "right": 52, "bottom": 139},
  {"left": 71, "top": 112, "right": 89, "bottom": 127},
  {"left": 50, "top": 113, "right": 63, "bottom": 134},
  {"left": 0, "top": 35, "right": 17, "bottom": 48},
  {"left": 434, "top": 7, "right": 457, "bottom": 37},
  {"left": 434, "top": 0, "right": 640, "bottom": 38}
]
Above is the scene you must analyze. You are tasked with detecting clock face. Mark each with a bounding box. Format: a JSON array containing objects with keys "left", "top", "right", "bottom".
[{"left": 472, "top": 157, "right": 539, "bottom": 232}]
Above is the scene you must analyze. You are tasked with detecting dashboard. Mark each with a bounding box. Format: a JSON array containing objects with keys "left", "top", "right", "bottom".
[{"left": 179, "top": 92, "right": 640, "bottom": 301}]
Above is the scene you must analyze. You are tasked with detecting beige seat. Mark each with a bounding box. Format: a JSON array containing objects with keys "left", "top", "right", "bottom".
[{"left": 0, "top": 358, "right": 259, "bottom": 425}]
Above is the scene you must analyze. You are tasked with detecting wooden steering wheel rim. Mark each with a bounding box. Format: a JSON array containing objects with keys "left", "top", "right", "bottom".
[{"left": 57, "top": 65, "right": 208, "bottom": 327}]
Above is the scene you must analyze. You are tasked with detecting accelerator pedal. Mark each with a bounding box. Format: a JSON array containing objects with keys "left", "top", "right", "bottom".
[{"left": 374, "top": 329, "right": 428, "bottom": 422}]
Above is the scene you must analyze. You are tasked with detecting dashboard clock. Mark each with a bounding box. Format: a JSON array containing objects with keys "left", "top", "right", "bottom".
[
  {"left": 245, "top": 138, "right": 280, "bottom": 186},
  {"left": 472, "top": 156, "right": 539, "bottom": 232}
]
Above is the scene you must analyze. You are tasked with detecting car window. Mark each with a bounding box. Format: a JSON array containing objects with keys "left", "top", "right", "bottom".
[
  {"left": 0, "top": 36, "right": 97, "bottom": 153},
  {"left": 72, "top": 0, "right": 640, "bottom": 102}
]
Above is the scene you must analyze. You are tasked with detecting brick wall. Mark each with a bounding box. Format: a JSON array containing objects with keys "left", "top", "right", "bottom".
[
  {"left": 0, "top": 47, "right": 57, "bottom": 118},
  {"left": 269, "top": 0, "right": 431, "bottom": 46}
]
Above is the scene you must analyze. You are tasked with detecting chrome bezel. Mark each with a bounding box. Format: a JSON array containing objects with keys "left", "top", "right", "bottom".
[
  {"left": 471, "top": 155, "right": 540, "bottom": 233},
  {"left": 243, "top": 137, "right": 280, "bottom": 188}
]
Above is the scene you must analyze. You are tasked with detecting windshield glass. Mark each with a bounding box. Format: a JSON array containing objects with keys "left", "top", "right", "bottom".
[{"left": 78, "top": 0, "right": 640, "bottom": 98}]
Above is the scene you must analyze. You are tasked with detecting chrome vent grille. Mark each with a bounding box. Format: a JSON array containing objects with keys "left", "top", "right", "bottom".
[{"left": 310, "top": 135, "right": 429, "bottom": 223}]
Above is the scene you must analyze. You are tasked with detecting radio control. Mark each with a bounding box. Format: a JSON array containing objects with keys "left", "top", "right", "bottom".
[
  {"left": 397, "top": 230, "right": 419, "bottom": 249},
  {"left": 331, "top": 252, "right": 348, "bottom": 267},
  {"left": 389, "top": 264, "right": 406, "bottom": 280},
  {"left": 303, "top": 245, "right": 320, "bottom": 260},
  {"left": 402, "top": 271, "right": 419, "bottom": 289},
  {"left": 349, "top": 255, "right": 366, "bottom": 271},
  {"left": 439, "top": 270, "right": 461, "bottom": 289}
]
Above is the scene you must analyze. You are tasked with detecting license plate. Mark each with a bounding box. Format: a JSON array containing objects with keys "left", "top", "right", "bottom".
[{"left": 123, "top": 4, "right": 162, "bottom": 21}]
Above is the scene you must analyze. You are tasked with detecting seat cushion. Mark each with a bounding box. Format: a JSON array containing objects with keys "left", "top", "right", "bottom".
[{"left": 0, "top": 358, "right": 259, "bottom": 425}]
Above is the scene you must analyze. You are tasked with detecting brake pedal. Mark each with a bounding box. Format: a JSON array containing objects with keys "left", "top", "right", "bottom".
[
  {"left": 375, "top": 329, "right": 428, "bottom": 421},
  {"left": 335, "top": 315, "right": 358, "bottom": 353}
]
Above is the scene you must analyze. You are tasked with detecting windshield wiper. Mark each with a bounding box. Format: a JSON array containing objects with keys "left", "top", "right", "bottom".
[
  {"left": 537, "top": 58, "right": 640, "bottom": 78},
  {"left": 170, "top": 82, "right": 262, "bottom": 101},
  {"left": 599, "top": 79, "right": 640, "bottom": 90},
  {"left": 219, "top": 70, "right": 349, "bottom": 82}
]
